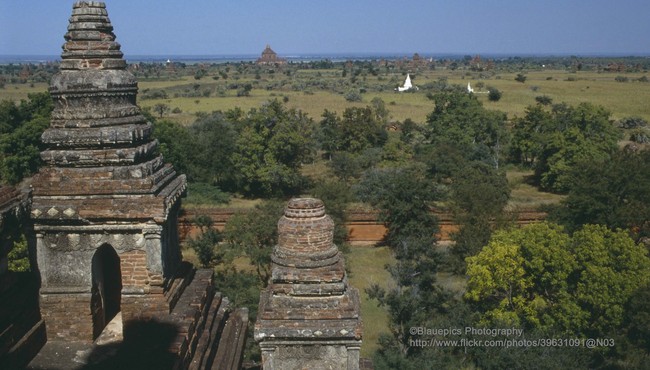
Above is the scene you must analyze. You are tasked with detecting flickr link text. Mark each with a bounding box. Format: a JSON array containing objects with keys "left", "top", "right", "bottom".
[{"left": 408, "top": 327, "right": 615, "bottom": 349}]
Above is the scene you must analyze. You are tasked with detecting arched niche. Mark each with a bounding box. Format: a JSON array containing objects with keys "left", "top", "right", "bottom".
[{"left": 91, "top": 244, "right": 122, "bottom": 339}]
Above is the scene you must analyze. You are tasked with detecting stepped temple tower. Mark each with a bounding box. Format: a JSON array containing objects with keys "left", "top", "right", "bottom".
[
  {"left": 255, "top": 198, "right": 363, "bottom": 370},
  {"left": 31, "top": 0, "right": 186, "bottom": 340},
  {"left": 3, "top": 3, "right": 249, "bottom": 369}
]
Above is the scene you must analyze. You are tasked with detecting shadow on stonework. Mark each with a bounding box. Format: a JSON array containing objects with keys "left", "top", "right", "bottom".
[{"left": 80, "top": 319, "right": 179, "bottom": 370}]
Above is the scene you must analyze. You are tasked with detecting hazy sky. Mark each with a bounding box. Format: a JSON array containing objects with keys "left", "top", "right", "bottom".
[{"left": 1, "top": 0, "right": 649, "bottom": 56}]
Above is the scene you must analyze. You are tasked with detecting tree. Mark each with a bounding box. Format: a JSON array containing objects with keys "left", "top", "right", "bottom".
[
  {"left": 237, "top": 83, "right": 253, "bottom": 97},
  {"left": 153, "top": 103, "right": 170, "bottom": 118},
  {"left": 380, "top": 135, "right": 413, "bottom": 166},
  {"left": 359, "top": 165, "right": 448, "bottom": 357},
  {"left": 549, "top": 149, "right": 650, "bottom": 237},
  {"left": 425, "top": 92, "right": 509, "bottom": 168},
  {"left": 188, "top": 215, "right": 225, "bottom": 268},
  {"left": 356, "top": 164, "right": 439, "bottom": 249},
  {"left": 152, "top": 119, "right": 194, "bottom": 176},
  {"left": 487, "top": 87, "right": 502, "bottom": 102},
  {"left": 338, "top": 106, "right": 387, "bottom": 153},
  {"left": 230, "top": 100, "right": 316, "bottom": 197},
  {"left": 466, "top": 223, "right": 650, "bottom": 335},
  {"left": 328, "top": 151, "right": 364, "bottom": 183},
  {"left": 509, "top": 105, "right": 552, "bottom": 166},
  {"left": 0, "top": 92, "right": 52, "bottom": 185},
  {"left": 571, "top": 225, "right": 650, "bottom": 336},
  {"left": 223, "top": 200, "right": 285, "bottom": 285},
  {"left": 318, "top": 110, "right": 341, "bottom": 160},
  {"left": 618, "top": 116, "right": 647, "bottom": 129},
  {"left": 344, "top": 90, "right": 362, "bottom": 102},
  {"left": 187, "top": 112, "right": 237, "bottom": 186},
  {"left": 515, "top": 73, "right": 527, "bottom": 83},
  {"left": 370, "top": 96, "right": 390, "bottom": 124},
  {"left": 399, "top": 118, "right": 425, "bottom": 146},
  {"left": 0, "top": 100, "right": 21, "bottom": 134},
  {"left": 309, "top": 179, "right": 354, "bottom": 247},
  {"left": 449, "top": 162, "right": 510, "bottom": 272},
  {"left": 535, "top": 95, "right": 553, "bottom": 106},
  {"left": 511, "top": 102, "right": 620, "bottom": 192},
  {"left": 194, "top": 68, "right": 206, "bottom": 80}
]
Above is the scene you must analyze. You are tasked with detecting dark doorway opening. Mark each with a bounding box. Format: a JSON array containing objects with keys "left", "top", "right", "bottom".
[{"left": 91, "top": 244, "right": 122, "bottom": 340}]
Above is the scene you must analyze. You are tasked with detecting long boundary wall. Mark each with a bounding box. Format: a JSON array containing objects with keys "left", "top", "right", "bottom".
[{"left": 178, "top": 207, "right": 547, "bottom": 244}]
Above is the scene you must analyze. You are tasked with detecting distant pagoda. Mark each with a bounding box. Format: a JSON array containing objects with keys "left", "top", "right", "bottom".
[{"left": 256, "top": 44, "right": 286, "bottom": 65}]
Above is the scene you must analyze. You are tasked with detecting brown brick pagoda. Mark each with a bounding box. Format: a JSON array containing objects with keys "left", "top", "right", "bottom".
[
  {"left": 255, "top": 198, "right": 363, "bottom": 370},
  {"left": 256, "top": 44, "right": 286, "bottom": 66},
  {"left": 30, "top": 0, "right": 188, "bottom": 341}
]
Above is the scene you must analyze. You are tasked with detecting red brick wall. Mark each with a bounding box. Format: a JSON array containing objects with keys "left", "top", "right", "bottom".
[
  {"left": 119, "top": 250, "right": 168, "bottom": 322},
  {"left": 120, "top": 250, "right": 149, "bottom": 290},
  {"left": 40, "top": 293, "right": 94, "bottom": 342}
]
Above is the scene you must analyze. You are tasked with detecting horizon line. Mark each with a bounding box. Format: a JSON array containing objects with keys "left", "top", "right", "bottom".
[{"left": 1, "top": 51, "right": 650, "bottom": 60}]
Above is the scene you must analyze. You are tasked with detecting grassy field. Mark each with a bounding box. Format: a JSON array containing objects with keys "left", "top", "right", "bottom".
[
  {"left": 506, "top": 169, "right": 565, "bottom": 209},
  {"left": 135, "top": 68, "right": 650, "bottom": 124},
  {"left": 3, "top": 68, "right": 649, "bottom": 125},
  {"left": 346, "top": 246, "right": 394, "bottom": 357}
]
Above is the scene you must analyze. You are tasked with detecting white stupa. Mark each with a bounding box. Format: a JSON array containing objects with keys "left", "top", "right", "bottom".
[{"left": 396, "top": 73, "right": 418, "bottom": 92}]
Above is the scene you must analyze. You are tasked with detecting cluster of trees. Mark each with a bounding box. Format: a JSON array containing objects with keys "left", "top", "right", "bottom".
[
  {"left": 510, "top": 102, "right": 620, "bottom": 192},
  {"left": 2, "top": 82, "right": 649, "bottom": 367},
  {"left": 0, "top": 92, "right": 52, "bottom": 185},
  {"left": 153, "top": 100, "right": 317, "bottom": 200},
  {"left": 463, "top": 222, "right": 650, "bottom": 368},
  {"left": 339, "top": 92, "right": 650, "bottom": 368}
]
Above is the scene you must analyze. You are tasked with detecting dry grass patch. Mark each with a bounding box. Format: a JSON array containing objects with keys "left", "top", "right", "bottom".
[{"left": 346, "top": 246, "right": 394, "bottom": 357}]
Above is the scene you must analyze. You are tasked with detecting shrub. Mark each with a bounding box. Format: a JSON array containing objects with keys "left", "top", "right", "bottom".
[
  {"left": 487, "top": 87, "right": 502, "bottom": 102},
  {"left": 630, "top": 129, "right": 650, "bottom": 143},
  {"left": 618, "top": 116, "right": 647, "bottom": 129},
  {"left": 344, "top": 90, "right": 362, "bottom": 102}
]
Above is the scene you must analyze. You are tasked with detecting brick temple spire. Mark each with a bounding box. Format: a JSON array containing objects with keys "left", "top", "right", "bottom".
[
  {"left": 60, "top": 1, "right": 125, "bottom": 70},
  {"left": 255, "top": 198, "right": 363, "bottom": 370},
  {"left": 31, "top": 1, "right": 186, "bottom": 342},
  {"left": 33, "top": 1, "right": 186, "bottom": 223}
]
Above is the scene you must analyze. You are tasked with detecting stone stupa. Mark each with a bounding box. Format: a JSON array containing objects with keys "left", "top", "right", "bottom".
[{"left": 255, "top": 198, "right": 363, "bottom": 370}]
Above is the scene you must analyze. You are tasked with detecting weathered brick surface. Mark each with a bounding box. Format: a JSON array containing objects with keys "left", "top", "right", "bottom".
[
  {"left": 30, "top": 0, "right": 184, "bottom": 346},
  {"left": 255, "top": 198, "right": 363, "bottom": 370},
  {"left": 180, "top": 207, "right": 548, "bottom": 244},
  {"left": 40, "top": 293, "right": 94, "bottom": 341},
  {"left": 120, "top": 250, "right": 146, "bottom": 285}
]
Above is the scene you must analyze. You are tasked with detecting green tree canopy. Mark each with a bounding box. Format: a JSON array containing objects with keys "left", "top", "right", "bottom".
[
  {"left": 319, "top": 105, "right": 388, "bottom": 156},
  {"left": 230, "top": 100, "right": 316, "bottom": 197},
  {"left": 449, "top": 161, "right": 510, "bottom": 272},
  {"left": 466, "top": 223, "right": 650, "bottom": 336},
  {"left": 359, "top": 164, "right": 447, "bottom": 357},
  {"left": 549, "top": 149, "right": 650, "bottom": 237},
  {"left": 0, "top": 92, "right": 52, "bottom": 184},
  {"left": 511, "top": 102, "right": 620, "bottom": 192},
  {"left": 425, "top": 92, "right": 509, "bottom": 168},
  {"left": 223, "top": 200, "right": 285, "bottom": 285}
]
